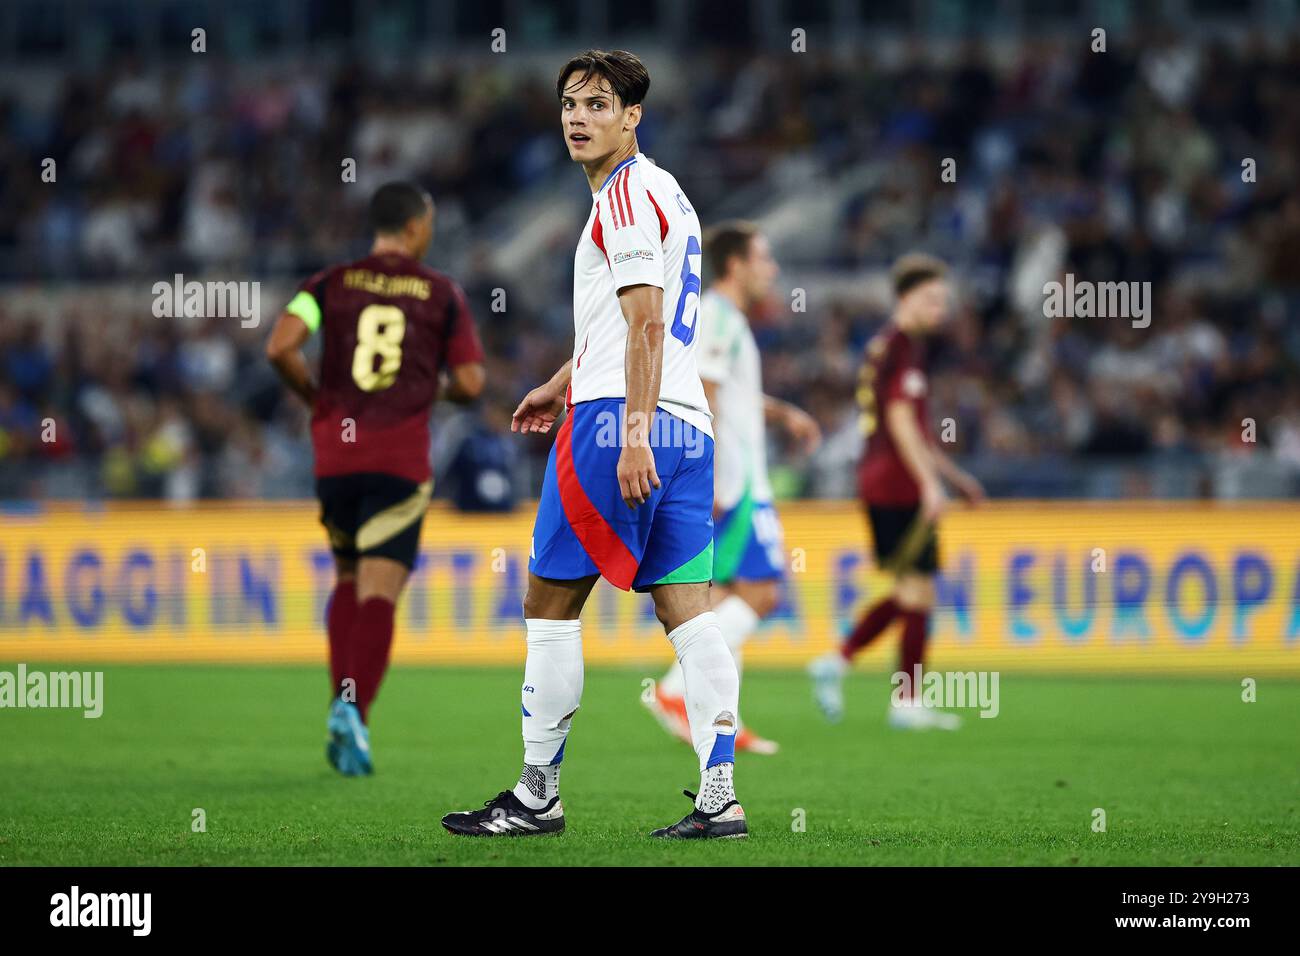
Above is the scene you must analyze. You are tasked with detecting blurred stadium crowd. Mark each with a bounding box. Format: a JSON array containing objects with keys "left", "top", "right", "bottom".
[{"left": 1, "top": 13, "right": 1299, "bottom": 501}]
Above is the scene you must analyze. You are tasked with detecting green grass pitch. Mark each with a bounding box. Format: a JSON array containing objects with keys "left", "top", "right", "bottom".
[{"left": 1, "top": 664, "right": 1297, "bottom": 866}]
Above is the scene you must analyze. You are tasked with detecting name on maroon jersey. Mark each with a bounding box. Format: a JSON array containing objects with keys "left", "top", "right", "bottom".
[{"left": 342, "top": 270, "right": 431, "bottom": 300}]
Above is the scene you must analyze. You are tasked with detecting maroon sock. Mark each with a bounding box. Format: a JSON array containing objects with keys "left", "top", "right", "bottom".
[
  {"left": 351, "top": 596, "right": 396, "bottom": 723},
  {"left": 327, "top": 580, "right": 358, "bottom": 699},
  {"left": 842, "top": 596, "right": 900, "bottom": 660},
  {"left": 898, "top": 609, "right": 930, "bottom": 701}
]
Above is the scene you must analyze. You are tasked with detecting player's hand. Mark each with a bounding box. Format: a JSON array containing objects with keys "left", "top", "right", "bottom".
[
  {"left": 617, "top": 443, "right": 661, "bottom": 508},
  {"left": 920, "top": 479, "right": 949, "bottom": 525},
  {"left": 953, "top": 470, "right": 986, "bottom": 507},
  {"left": 511, "top": 384, "right": 565, "bottom": 434},
  {"left": 783, "top": 405, "right": 822, "bottom": 454}
]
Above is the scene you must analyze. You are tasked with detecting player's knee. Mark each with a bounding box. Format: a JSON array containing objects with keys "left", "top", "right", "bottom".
[
  {"left": 747, "top": 582, "right": 781, "bottom": 619},
  {"left": 522, "top": 588, "right": 548, "bottom": 620},
  {"left": 356, "top": 557, "right": 409, "bottom": 603},
  {"left": 653, "top": 601, "right": 674, "bottom": 629},
  {"left": 895, "top": 575, "right": 935, "bottom": 611},
  {"left": 653, "top": 588, "right": 711, "bottom": 633},
  {"left": 522, "top": 588, "right": 576, "bottom": 621}
]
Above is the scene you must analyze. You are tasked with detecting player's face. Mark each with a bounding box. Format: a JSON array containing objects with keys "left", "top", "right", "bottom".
[
  {"left": 738, "top": 234, "right": 778, "bottom": 305},
  {"left": 906, "top": 278, "right": 952, "bottom": 334},
  {"left": 560, "top": 72, "right": 638, "bottom": 165}
]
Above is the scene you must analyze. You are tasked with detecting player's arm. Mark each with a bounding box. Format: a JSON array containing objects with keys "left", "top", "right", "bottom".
[
  {"left": 265, "top": 310, "right": 317, "bottom": 407},
  {"left": 695, "top": 301, "right": 729, "bottom": 513},
  {"left": 763, "top": 395, "right": 821, "bottom": 453},
  {"left": 931, "top": 443, "right": 985, "bottom": 505},
  {"left": 702, "top": 379, "right": 721, "bottom": 417},
  {"left": 702, "top": 378, "right": 724, "bottom": 515},
  {"left": 511, "top": 360, "right": 570, "bottom": 434},
  {"left": 619, "top": 283, "right": 665, "bottom": 508},
  {"left": 600, "top": 173, "right": 669, "bottom": 508},
  {"left": 440, "top": 282, "right": 487, "bottom": 405},
  {"left": 442, "top": 362, "right": 486, "bottom": 404},
  {"left": 884, "top": 399, "right": 947, "bottom": 522}
]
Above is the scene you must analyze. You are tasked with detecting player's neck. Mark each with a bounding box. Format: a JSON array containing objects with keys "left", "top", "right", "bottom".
[
  {"left": 371, "top": 237, "right": 414, "bottom": 259},
  {"left": 711, "top": 279, "right": 749, "bottom": 314},
  {"left": 585, "top": 141, "right": 639, "bottom": 193}
]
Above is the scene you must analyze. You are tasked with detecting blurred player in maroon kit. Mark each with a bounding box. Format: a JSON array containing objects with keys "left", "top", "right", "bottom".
[
  {"left": 809, "top": 254, "right": 983, "bottom": 730},
  {"left": 266, "top": 181, "right": 485, "bottom": 774}
]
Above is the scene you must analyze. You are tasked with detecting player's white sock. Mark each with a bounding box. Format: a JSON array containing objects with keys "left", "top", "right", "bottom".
[
  {"left": 813, "top": 649, "right": 849, "bottom": 675},
  {"left": 514, "top": 618, "right": 583, "bottom": 810},
  {"left": 658, "top": 595, "right": 758, "bottom": 703},
  {"left": 514, "top": 763, "right": 560, "bottom": 809},
  {"left": 658, "top": 660, "right": 686, "bottom": 698},
  {"left": 715, "top": 593, "right": 760, "bottom": 670},
  {"left": 667, "top": 611, "right": 739, "bottom": 785},
  {"left": 696, "top": 761, "right": 736, "bottom": 813}
]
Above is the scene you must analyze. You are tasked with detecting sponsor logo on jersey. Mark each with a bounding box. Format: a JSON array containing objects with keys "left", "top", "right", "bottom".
[{"left": 613, "top": 248, "right": 655, "bottom": 264}]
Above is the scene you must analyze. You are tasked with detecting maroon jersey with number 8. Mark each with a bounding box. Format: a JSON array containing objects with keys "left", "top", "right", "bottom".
[{"left": 291, "top": 252, "right": 484, "bottom": 482}]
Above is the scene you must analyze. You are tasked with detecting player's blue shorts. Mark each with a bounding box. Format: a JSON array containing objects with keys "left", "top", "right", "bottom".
[
  {"left": 713, "top": 494, "right": 786, "bottom": 585},
  {"left": 529, "top": 398, "right": 714, "bottom": 592}
]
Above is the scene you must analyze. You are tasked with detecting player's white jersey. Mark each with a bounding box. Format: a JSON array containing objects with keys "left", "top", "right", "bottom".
[
  {"left": 695, "top": 289, "right": 772, "bottom": 510},
  {"left": 569, "top": 152, "right": 712, "bottom": 437}
]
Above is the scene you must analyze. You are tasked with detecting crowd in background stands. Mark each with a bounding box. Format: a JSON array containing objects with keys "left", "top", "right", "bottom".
[{"left": 1, "top": 32, "right": 1299, "bottom": 501}]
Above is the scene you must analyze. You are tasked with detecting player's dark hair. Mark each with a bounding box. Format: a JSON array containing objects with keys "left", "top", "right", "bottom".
[
  {"left": 556, "top": 49, "right": 650, "bottom": 108},
  {"left": 892, "top": 253, "right": 948, "bottom": 298},
  {"left": 703, "top": 220, "right": 760, "bottom": 280},
  {"left": 369, "top": 181, "right": 431, "bottom": 235}
]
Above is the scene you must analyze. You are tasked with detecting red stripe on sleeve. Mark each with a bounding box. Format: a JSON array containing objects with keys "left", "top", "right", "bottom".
[
  {"left": 621, "top": 169, "right": 634, "bottom": 225},
  {"left": 612, "top": 170, "right": 627, "bottom": 229},
  {"left": 591, "top": 204, "right": 609, "bottom": 266},
  {"left": 645, "top": 190, "right": 669, "bottom": 241}
]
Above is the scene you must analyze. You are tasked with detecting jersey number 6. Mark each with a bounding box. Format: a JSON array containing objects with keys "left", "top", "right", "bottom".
[
  {"left": 352, "top": 304, "right": 406, "bottom": 392},
  {"left": 669, "top": 235, "right": 702, "bottom": 347}
]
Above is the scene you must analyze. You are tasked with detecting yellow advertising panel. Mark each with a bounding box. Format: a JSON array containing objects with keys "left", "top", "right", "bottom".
[{"left": 0, "top": 501, "right": 1296, "bottom": 674}]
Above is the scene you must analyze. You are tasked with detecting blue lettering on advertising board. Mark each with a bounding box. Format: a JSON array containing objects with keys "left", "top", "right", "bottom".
[
  {"left": 1233, "top": 551, "right": 1271, "bottom": 641},
  {"left": 1165, "top": 552, "right": 1215, "bottom": 641}
]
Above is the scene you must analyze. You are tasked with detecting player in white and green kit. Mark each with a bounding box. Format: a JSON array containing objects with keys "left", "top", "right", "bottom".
[{"left": 645, "top": 221, "right": 821, "bottom": 754}]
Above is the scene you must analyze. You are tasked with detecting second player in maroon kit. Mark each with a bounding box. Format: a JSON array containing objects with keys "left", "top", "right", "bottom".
[
  {"left": 858, "top": 320, "right": 940, "bottom": 565},
  {"left": 305, "top": 255, "right": 483, "bottom": 482},
  {"left": 809, "top": 253, "right": 984, "bottom": 729},
  {"left": 266, "top": 181, "right": 485, "bottom": 775}
]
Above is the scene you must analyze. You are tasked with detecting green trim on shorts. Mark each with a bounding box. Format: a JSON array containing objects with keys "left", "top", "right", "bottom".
[
  {"left": 285, "top": 290, "right": 322, "bottom": 333},
  {"left": 651, "top": 539, "right": 714, "bottom": 586},
  {"left": 712, "top": 484, "right": 754, "bottom": 583}
]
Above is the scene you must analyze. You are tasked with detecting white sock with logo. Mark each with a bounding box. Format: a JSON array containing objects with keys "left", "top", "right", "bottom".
[
  {"left": 514, "top": 764, "right": 560, "bottom": 810},
  {"left": 514, "top": 618, "right": 583, "bottom": 810},
  {"left": 696, "top": 762, "right": 736, "bottom": 814},
  {"left": 666, "top": 611, "right": 739, "bottom": 810}
]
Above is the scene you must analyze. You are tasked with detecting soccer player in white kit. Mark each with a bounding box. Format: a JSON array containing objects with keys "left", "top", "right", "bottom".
[
  {"left": 443, "top": 50, "right": 747, "bottom": 839},
  {"left": 646, "top": 221, "right": 821, "bottom": 755}
]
